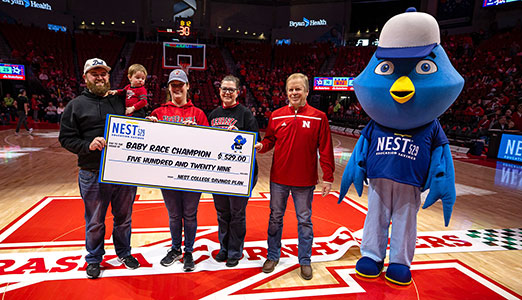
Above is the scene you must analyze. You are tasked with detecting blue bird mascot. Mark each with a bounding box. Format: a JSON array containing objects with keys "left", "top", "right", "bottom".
[{"left": 338, "top": 8, "right": 464, "bottom": 285}]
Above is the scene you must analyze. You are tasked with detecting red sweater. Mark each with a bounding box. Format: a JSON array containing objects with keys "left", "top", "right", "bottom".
[
  {"left": 259, "top": 103, "right": 334, "bottom": 186},
  {"left": 150, "top": 100, "right": 209, "bottom": 126}
]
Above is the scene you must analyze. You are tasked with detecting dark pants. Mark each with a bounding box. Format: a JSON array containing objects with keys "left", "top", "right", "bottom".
[
  {"left": 212, "top": 175, "right": 257, "bottom": 259},
  {"left": 15, "top": 111, "right": 29, "bottom": 132},
  {"left": 78, "top": 170, "right": 137, "bottom": 263},
  {"left": 161, "top": 189, "right": 201, "bottom": 253}
]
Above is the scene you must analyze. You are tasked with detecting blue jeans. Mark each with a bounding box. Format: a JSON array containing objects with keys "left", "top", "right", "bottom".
[
  {"left": 78, "top": 169, "right": 137, "bottom": 264},
  {"left": 161, "top": 189, "right": 201, "bottom": 253},
  {"left": 267, "top": 182, "right": 315, "bottom": 265}
]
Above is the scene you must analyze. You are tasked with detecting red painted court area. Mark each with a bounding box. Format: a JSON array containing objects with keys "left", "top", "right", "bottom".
[
  {"left": 2, "top": 260, "right": 520, "bottom": 299},
  {"left": 0, "top": 193, "right": 520, "bottom": 299},
  {"left": 0, "top": 193, "right": 366, "bottom": 249}
]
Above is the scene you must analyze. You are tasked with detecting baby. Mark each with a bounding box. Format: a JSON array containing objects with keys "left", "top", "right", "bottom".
[{"left": 112, "top": 63, "right": 148, "bottom": 117}]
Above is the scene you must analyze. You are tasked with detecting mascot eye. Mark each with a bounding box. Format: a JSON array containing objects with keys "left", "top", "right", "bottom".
[
  {"left": 415, "top": 60, "right": 437, "bottom": 74},
  {"left": 375, "top": 61, "right": 394, "bottom": 75}
]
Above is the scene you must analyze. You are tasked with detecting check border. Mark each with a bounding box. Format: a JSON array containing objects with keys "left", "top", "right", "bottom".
[{"left": 99, "top": 114, "right": 257, "bottom": 197}]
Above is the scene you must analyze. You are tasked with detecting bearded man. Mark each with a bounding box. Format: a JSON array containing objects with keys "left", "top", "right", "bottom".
[{"left": 59, "top": 58, "right": 140, "bottom": 279}]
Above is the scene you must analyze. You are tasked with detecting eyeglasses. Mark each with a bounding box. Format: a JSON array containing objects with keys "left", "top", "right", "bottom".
[{"left": 220, "top": 87, "right": 237, "bottom": 93}]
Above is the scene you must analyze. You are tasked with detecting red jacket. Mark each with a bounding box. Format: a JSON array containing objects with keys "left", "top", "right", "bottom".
[
  {"left": 259, "top": 103, "right": 334, "bottom": 186},
  {"left": 150, "top": 100, "right": 209, "bottom": 126}
]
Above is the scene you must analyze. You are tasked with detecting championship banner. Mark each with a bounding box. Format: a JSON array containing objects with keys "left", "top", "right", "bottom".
[{"left": 100, "top": 115, "right": 257, "bottom": 196}]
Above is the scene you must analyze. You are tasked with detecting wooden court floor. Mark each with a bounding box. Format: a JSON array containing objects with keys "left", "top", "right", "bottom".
[{"left": 0, "top": 128, "right": 521, "bottom": 296}]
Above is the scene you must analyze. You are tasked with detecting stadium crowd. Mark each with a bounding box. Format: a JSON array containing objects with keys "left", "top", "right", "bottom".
[{"left": 1, "top": 21, "right": 521, "bottom": 146}]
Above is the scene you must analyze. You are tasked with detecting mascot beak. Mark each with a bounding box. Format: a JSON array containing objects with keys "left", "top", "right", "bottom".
[{"left": 390, "top": 76, "right": 415, "bottom": 103}]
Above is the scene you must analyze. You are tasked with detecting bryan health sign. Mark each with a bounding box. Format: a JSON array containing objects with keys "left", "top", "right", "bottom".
[{"left": 289, "top": 17, "right": 327, "bottom": 28}]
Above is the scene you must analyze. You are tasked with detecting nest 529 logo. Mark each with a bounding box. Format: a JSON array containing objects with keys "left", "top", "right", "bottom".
[{"left": 111, "top": 121, "right": 146, "bottom": 140}]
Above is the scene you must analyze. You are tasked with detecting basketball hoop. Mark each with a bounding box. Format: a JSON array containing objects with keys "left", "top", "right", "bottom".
[{"left": 180, "top": 63, "right": 190, "bottom": 75}]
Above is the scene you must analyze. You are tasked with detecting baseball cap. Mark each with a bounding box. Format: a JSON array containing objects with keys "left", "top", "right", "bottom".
[
  {"left": 83, "top": 58, "right": 111, "bottom": 74},
  {"left": 168, "top": 69, "right": 188, "bottom": 84},
  {"left": 375, "top": 8, "right": 440, "bottom": 59}
]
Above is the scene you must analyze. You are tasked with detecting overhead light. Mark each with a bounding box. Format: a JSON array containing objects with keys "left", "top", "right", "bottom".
[
  {"left": 244, "top": 31, "right": 248, "bottom": 35},
  {"left": 101, "top": 21, "right": 105, "bottom": 25},
  {"left": 111, "top": 21, "right": 115, "bottom": 25},
  {"left": 132, "top": 20, "right": 135, "bottom": 24},
  {"left": 236, "top": 29, "right": 239, "bottom": 33},
  {"left": 365, "top": 28, "right": 369, "bottom": 33},
  {"left": 121, "top": 21, "right": 125, "bottom": 25},
  {"left": 253, "top": 32, "right": 256, "bottom": 36},
  {"left": 218, "top": 25, "right": 222, "bottom": 29},
  {"left": 227, "top": 27, "right": 231, "bottom": 31},
  {"left": 81, "top": 21, "right": 85, "bottom": 25},
  {"left": 91, "top": 22, "right": 95, "bottom": 26}
]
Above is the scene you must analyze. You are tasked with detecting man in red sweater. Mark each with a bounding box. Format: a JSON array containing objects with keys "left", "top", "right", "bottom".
[{"left": 255, "top": 73, "right": 334, "bottom": 280}]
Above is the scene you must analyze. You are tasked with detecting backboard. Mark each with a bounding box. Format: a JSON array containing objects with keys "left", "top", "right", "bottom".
[{"left": 162, "top": 42, "right": 206, "bottom": 70}]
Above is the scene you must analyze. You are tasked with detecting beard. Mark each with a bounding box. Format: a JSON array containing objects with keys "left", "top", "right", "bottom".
[{"left": 86, "top": 79, "right": 110, "bottom": 96}]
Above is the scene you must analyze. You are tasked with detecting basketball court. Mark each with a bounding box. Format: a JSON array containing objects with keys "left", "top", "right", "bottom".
[{"left": 0, "top": 128, "right": 521, "bottom": 299}]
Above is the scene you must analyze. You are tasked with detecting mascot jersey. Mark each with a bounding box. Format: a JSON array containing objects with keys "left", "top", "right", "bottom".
[{"left": 362, "top": 119, "right": 448, "bottom": 187}]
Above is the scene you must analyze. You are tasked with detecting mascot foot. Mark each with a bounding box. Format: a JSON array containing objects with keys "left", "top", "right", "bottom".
[
  {"left": 355, "top": 257, "right": 384, "bottom": 278},
  {"left": 385, "top": 263, "right": 412, "bottom": 285}
]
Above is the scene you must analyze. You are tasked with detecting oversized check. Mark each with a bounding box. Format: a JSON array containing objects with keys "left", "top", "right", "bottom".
[{"left": 100, "top": 115, "right": 257, "bottom": 197}]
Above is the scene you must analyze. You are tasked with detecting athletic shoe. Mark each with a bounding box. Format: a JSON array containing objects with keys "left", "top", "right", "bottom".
[
  {"left": 86, "top": 263, "right": 100, "bottom": 279},
  {"left": 225, "top": 258, "right": 239, "bottom": 267},
  {"left": 214, "top": 250, "right": 227, "bottom": 262},
  {"left": 183, "top": 252, "right": 195, "bottom": 272},
  {"left": 28, "top": 128, "right": 33, "bottom": 134},
  {"left": 160, "top": 248, "right": 182, "bottom": 267},
  {"left": 117, "top": 255, "right": 140, "bottom": 270}
]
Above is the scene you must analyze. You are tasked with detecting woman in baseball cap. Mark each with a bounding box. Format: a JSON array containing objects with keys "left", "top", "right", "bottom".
[{"left": 147, "top": 68, "right": 208, "bottom": 272}]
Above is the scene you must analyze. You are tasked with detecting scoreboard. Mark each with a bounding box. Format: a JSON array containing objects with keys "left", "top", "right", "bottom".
[
  {"left": 176, "top": 18, "right": 192, "bottom": 37},
  {"left": 157, "top": 17, "right": 193, "bottom": 39},
  {"left": 0, "top": 63, "right": 25, "bottom": 81},
  {"left": 313, "top": 77, "right": 354, "bottom": 91}
]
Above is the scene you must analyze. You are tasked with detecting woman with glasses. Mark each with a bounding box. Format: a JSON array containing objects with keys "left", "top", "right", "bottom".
[
  {"left": 207, "top": 75, "right": 259, "bottom": 267},
  {"left": 147, "top": 69, "right": 209, "bottom": 272}
]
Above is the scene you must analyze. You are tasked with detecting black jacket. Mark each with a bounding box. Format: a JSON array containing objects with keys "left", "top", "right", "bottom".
[{"left": 59, "top": 89, "right": 126, "bottom": 170}]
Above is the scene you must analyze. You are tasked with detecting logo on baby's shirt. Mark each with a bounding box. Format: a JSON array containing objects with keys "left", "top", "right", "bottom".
[{"left": 126, "top": 90, "right": 135, "bottom": 100}]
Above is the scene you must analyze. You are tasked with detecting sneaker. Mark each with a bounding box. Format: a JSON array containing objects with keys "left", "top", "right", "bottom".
[
  {"left": 183, "top": 252, "right": 195, "bottom": 272},
  {"left": 28, "top": 128, "right": 33, "bottom": 134},
  {"left": 14, "top": 131, "right": 19, "bottom": 136},
  {"left": 117, "top": 255, "right": 140, "bottom": 270},
  {"left": 214, "top": 250, "right": 227, "bottom": 263},
  {"left": 225, "top": 258, "right": 239, "bottom": 268},
  {"left": 262, "top": 259, "right": 279, "bottom": 273},
  {"left": 160, "top": 248, "right": 182, "bottom": 267},
  {"left": 86, "top": 263, "right": 100, "bottom": 279}
]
